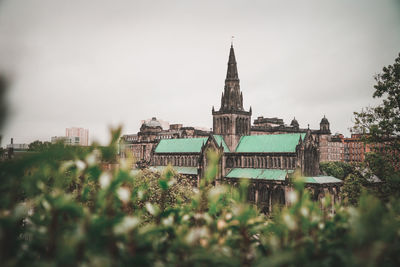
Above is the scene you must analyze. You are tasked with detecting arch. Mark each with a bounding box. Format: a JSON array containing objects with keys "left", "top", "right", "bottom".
[
  {"left": 248, "top": 183, "right": 256, "bottom": 202},
  {"left": 271, "top": 186, "right": 285, "bottom": 208},
  {"left": 259, "top": 185, "right": 269, "bottom": 203}
]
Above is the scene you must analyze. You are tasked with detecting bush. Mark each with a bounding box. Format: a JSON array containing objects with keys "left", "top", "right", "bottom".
[{"left": 0, "top": 131, "right": 400, "bottom": 266}]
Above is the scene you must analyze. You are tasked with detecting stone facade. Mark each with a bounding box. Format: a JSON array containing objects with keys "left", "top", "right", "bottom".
[
  {"left": 120, "top": 117, "right": 210, "bottom": 167},
  {"left": 120, "top": 44, "right": 343, "bottom": 211}
]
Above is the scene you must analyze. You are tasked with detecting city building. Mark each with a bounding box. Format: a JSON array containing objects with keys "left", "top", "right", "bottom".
[
  {"left": 121, "top": 44, "right": 342, "bottom": 212},
  {"left": 51, "top": 136, "right": 80, "bottom": 146},
  {"left": 343, "top": 134, "right": 400, "bottom": 169},
  {"left": 66, "top": 127, "right": 89, "bottom": 146},
  {"left": 120, "top": 118, "right": 210, "bottom": 167},
  {"left": 4, "top": 138, "right": 29, "bottom": 159}
]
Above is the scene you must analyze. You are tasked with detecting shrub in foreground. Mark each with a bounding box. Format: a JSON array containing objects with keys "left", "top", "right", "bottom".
[{"left": 0, "top": 131, "right": 399, "bottom": 266}]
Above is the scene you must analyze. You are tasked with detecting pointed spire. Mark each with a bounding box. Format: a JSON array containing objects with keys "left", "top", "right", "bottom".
[{"left": 226, "top": 44, "right": 239, "bottom": 81}]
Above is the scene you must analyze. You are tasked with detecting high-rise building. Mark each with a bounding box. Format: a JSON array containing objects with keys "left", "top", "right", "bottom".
[{"left": 66, "top": 127, "right": 89, "bottom": 146}]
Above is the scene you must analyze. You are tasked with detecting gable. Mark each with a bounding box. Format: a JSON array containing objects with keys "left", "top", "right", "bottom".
[
  {"left": 235, "top": 133, "right": 306, "bottom": 153},
  {"left": 212, "top": 134, "right": 230, "bottom": 152},
  {"left": 154, "top": 137, "right": 208, "bottom": 153}
]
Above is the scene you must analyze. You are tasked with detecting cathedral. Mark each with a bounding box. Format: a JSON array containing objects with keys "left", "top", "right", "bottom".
[{"left": 120, "top": 44, "right": 342, "bottom": 212}]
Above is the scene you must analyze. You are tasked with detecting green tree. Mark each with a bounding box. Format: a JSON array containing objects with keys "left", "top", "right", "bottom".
[
  {"left": 28, "top": 140, "right": 52, "bottom": 151},
  {"left": 353, "top": 53, "right": 400, "bottom": 200},
  {"left": 320, "top": 161, "right": 354, "bottom": 180},
  {"left": 353, "top": 52, "right": 400, "bottom": 153}
]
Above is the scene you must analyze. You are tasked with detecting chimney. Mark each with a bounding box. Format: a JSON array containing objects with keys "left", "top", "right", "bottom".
[{"left": 11, "top": 138, "right": 13, "bottom": 144}]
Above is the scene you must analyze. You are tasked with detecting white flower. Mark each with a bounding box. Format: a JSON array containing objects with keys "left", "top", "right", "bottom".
[
  {"left": 300, "top": 207, "right": 309, "bottom": 217},
  {"left": 75, "top": 160, "right": 86, "bottom": 171},
  {"left": 85, "top": 150, "right": 100, "bottom": 166},
  {"left": 167, "top": 178, "right": 176, "bottom": 187},
  {"left": 287, "top": 191, "right": 298, "bottom": 203},
  {"left": 145, "top": 203, "right": 158, "bottom": 216},
  {"left": 162, "top": 215, "right": 174, "bottom": 226},
  {"left": 117, "top": 187, "right": 131, "bottom": 203},
  {"left": 225, "top": 213, "right": 232, "bottom": 220},
  {"left": 99, "top": 172, "right": 112, "bottom": 189},
  {"left": 113, "top": 216, "right": 140, "bottom": 235},
  {"left": 185, "top": 227, "right": 209, "bottom": 245},
  {"left": 283, "top": 213, "right": 296, "bottom": 230}
]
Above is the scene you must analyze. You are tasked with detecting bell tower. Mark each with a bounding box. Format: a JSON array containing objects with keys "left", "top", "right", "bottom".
[{"left": 212, "top": 44, "right": 252, "bottom": 151}]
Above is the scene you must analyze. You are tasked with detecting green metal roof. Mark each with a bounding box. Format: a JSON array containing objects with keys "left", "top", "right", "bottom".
[
  {"left": 213, "top": 135, "right": 230, "bottom": 152},
  {"left": 304, "top": 176, "right": 343, "bottom": 184},
  {"left": 154, "top": 137, "right": 208, "bottom": 153},
  {"left": 226, "top": 168, "right": 290, "bottom": 181},
  {"left": 150, "top": 166, "right": 198, "bottom": 175},
  {"left": 235, "top": 133, "right": 306, "bottom": 153}
]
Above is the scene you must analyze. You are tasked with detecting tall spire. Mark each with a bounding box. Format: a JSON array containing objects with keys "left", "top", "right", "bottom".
[
  {"left": 219, "top": 44, "right": 243, "bottom": 112},
  {"left": 226, "top": 44, "right": 239, "bottom": 81}
]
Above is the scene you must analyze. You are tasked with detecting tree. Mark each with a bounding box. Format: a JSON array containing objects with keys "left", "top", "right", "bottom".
[
  {"left": 353, "top": 53, "right": 400, "bottom": 154},
  {"left": 320, "top": 161, "right": 354, "bottom": 180},
  {"left": 28, "top": 140, "right": 52, "bottom": 151}
]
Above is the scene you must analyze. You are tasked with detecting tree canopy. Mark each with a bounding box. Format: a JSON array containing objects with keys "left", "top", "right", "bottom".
[{"left": 353, "top": 52, "right": 400, "bottom": 153}]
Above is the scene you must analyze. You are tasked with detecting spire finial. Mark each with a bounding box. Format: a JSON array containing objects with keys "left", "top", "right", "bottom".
[{"left": 231, "top": 36, "right": 234, "bottom": 47}]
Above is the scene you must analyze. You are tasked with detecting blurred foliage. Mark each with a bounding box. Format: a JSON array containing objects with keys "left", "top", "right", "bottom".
[{"left": 0, "top": 129, "right": 399, "bottom": 266}]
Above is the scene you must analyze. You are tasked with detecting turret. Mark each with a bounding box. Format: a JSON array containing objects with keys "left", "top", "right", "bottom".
[{"left": 320, "top": 115, "right": 330, "bottom": 134}]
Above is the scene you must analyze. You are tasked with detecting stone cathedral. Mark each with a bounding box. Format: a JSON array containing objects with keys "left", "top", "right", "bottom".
[{"left": 121, "top": 44, "right": 342, "bottom": 212}]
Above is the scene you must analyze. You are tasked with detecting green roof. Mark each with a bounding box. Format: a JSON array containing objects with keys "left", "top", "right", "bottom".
[
  {"left": 226, "top": 168, "right": 290, "bottom": 181},
  {"left": 213, "top": 135, "right": 230, "bottom": 152},
  {"left": 235, "top": 133, "right": 306, "bottom": 153},
  {"left": 154, "top": 137, "right": 208, "bottom": 153},
  {"left": 150, "top": 166, "right": 198, "bottom": 175},
  {"left": 304, "top": 176, "right": 343, "bottom": 184}
]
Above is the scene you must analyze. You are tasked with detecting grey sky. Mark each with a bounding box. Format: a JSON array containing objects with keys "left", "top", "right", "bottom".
[{"left": 0, "top": 0, "right": 399, "bottom": 145}]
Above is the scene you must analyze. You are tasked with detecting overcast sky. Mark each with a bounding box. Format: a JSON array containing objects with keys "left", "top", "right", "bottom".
[{"left": 0, "top": 0, "right": 399, "bottom": 146}]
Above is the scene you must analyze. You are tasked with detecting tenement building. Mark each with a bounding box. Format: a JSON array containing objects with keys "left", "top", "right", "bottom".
[{"left": 121, "top": 44, "right": 342, "bottom": 211}]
